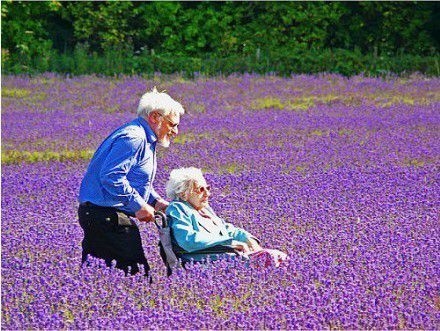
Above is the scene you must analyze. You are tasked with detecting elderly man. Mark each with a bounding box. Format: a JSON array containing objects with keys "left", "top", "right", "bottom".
[{"left": 78, "top": 87, "right": 184, "bottom": 276}]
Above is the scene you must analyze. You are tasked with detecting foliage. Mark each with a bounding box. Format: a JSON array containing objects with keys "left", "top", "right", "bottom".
[
  {"left": 1, "top": 0, "right": 59, "bottom": 72},
  {"left": 15, "top": 48, "right": 437, "bottom": 77},
  {"left": 1, "top": 1, "right": 439, "bottom": 76}
]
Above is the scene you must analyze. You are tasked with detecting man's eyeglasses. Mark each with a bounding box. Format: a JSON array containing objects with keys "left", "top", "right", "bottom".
[
  {"left": 159, "top": 114, "right": 179, "bottom": 128},
  {"left": 194, "top": 185, "right": 211, "bottom": 194}
]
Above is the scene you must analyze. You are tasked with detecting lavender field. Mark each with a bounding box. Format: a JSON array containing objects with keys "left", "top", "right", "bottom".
[{"left": 1, "top": 73, "right": 439, "bottom": 330}]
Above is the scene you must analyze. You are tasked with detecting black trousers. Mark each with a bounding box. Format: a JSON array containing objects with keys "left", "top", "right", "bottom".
[{"left": 78, "top": 203, "right": 150, "bottom": 276}]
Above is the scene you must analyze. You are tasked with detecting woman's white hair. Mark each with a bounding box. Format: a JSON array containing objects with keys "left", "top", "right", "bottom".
[
  {"left": 137, "top": 87, "right": 185, "bottom": 117},
  {"left": 166, "top": 167, "right": 205, "bottom": 201}
]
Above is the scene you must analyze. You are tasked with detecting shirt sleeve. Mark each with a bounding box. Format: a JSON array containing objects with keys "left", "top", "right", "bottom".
[
  {"left": 223, "top": 221, "right": 255, "bottom": 243},
  {"left": 206, "top": 205, "right": 256, "bottom": 243},
  {"left": 99, "top": 133, "right": 146, "bottom": 214},
  {"left": 148, "top": 187, "right": 161, "bottom": 206},
  {"left": 167, "top": 203, "right": 234, "bottom": 253}
]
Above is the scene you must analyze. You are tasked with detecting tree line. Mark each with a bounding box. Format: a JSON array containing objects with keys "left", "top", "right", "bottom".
[{"left": 2, "top": 1, "right": 439, "bottom": 76}]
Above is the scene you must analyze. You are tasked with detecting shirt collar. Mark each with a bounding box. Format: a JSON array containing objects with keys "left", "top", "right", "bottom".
[
  {"left": 176, "top": 199, "right": 194, "bottom": 210},
  {"left": 177, "top": 199, "right": 211, "bottom": 213},
  {"left": 137, "top": 116, "right": 157, "bottom": 143}
]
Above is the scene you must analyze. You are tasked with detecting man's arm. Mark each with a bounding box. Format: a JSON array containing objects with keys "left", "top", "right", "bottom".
[
  {"left": 148, "top": 187, "right": 169, "bottom": 211},
  {"left": 99, "top": 133, "right": 154, "bottom": 221},
  {"left": 135, "top": 204, "right": 156, "bottom": 222},
  {"left": 154, "top": 198, "right": 169, "bottom": 211}
]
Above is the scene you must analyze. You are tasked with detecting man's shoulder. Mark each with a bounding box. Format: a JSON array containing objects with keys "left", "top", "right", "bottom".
[
  {"left": 121, "top": 119, "right": 146, "bottom": 136},
  {"left": 112, "top": 119, "right": 147, "bottom": 144}
]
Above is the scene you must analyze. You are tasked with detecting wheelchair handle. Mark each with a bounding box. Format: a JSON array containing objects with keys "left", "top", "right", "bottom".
[{"left": 154, "top": 211, "right": 168, "bottom": 229}]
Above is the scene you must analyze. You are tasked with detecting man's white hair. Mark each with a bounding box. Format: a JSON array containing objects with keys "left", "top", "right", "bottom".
[
  {"left": 137, "top": 87, "right": 185, "bottom": 117},
  {"left": 166, "top": 167, "right": 205, "bottom": 201}
]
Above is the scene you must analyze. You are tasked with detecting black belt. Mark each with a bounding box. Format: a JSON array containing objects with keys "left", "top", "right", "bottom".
[
  {"left": 80, "top": 202, "right": 135, "bottom": 217},
  {"left": 80, "top": 201, "right": 102, "bottom": 208}
]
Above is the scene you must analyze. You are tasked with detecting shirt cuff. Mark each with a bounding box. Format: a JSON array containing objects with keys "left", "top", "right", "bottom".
[
  {"left": 148, "top": 190, "right": 161, "bottom": 206},
  {"left": 148, "top": 197, "right": 157, "bottom": 207},
  {"left": 127, "top": 196, "right": 145, "bottom": 214}
]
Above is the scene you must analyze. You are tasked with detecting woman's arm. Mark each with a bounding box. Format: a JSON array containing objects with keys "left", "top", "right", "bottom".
[
  {"left": 167, "top": 203, "right": 234, "bottom": 253},
  {"left": 205, "top": 205, "right": 261, "bottom": 250}
]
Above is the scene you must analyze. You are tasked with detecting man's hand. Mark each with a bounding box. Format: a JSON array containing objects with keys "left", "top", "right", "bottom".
[
  {"left": 135, "top": 204, "right": 156, "bottom": 222},
  {"left": 154, "top": 198, "right": 169, "bottom": 212}
]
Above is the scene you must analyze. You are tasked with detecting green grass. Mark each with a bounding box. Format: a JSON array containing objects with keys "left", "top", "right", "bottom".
[
  {"left": 2, "top": 88, "right": 47, "bottom": 101},
  {"left": 2, "top": 88, "right": 31, "bottom": 98},
  {"left": 1, "top": 149, "right": 95, "bottom": 164}
]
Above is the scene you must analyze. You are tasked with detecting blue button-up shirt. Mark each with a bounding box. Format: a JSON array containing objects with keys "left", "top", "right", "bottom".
[{"left": 79, "top": 117, "right": 160, "bottom": 215}]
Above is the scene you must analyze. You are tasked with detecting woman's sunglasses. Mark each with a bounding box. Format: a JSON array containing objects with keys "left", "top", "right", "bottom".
[{"left": 194, "top": 185, "right": 211, "bottom": 194}]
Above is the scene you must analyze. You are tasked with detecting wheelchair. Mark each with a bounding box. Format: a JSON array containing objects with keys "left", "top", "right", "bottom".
[{"left": 154, "top": 211, "right": 238, "bottom": 276}]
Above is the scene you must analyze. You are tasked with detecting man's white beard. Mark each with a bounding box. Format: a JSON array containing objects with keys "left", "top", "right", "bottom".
[{"left": 158, "top": 136, "right": 170, "bottom": 148}]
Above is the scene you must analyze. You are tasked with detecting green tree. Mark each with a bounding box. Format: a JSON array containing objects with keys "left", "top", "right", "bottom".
[
  {"left": 64, "top": 1, "right": 135, "bottom": 52},
  {"left": 1, "top": 1, "right": 438, "bottom": 75},
  {"left": 330, "top": 2, "right": 436, "bottom": 55},
  {"left": 1, "top": 0, "right": 60, "bottom": 71}
]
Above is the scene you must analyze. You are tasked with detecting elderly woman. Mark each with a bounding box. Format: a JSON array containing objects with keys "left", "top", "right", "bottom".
[{"left": 165, "top": 167, "right": 288, "bottom": 266}]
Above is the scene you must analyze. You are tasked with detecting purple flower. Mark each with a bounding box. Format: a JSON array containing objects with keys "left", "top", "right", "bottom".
[{"left": 1, "top": 73, "right": 439, "bottom": 329}]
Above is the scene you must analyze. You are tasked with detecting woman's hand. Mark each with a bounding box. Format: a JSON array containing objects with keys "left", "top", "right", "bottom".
[
  {"left": 247, "top": 238, "right": 263, "bottom": 252},
  {"left": 231, "top": 241, "right": 251, "bottom": 253}
]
